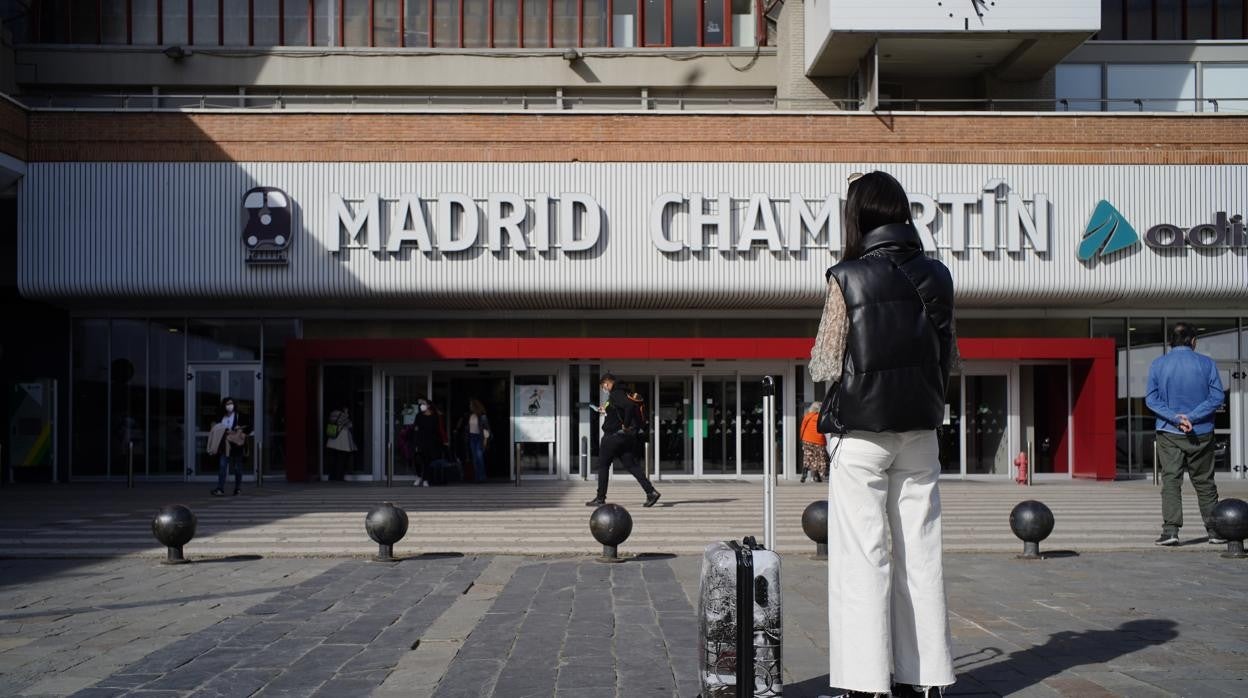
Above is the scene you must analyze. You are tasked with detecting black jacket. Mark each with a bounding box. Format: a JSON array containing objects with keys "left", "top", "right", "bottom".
[
  {"left": 824, "top": 223, "right": 955, "bottom": 433},
  {"left": 601, "top": 386, "right": 643, "bottom": 435}
]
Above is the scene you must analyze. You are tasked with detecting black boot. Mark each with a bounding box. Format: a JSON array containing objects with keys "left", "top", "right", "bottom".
[
  {"left": 585, "top": 496, "right": 606, "bottom": 507},
  {"left": 800, "top": 469, "right": 808, "bottom": 483},
  {"left": 644, "top": 491, "right": 661, "bottom": 508}
]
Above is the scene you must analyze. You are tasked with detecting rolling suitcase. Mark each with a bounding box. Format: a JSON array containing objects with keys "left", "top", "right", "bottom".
[{"left": 699, "top": 536, "right": 782, "bottom": 697}]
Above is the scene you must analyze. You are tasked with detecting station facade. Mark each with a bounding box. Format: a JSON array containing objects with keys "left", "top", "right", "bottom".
[{"left": 2, "top": 2, "right": 1247, "bottom": 486}]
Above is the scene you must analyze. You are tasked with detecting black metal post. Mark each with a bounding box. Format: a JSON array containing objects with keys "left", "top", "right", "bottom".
[
  {"left": 127, "top": 441, "right": 134, "bottom": 488},
  {"left": 514, "top": 443, "right": 522, "bottom": 487}
]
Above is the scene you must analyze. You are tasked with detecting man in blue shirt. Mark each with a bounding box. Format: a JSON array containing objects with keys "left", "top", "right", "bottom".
[{"left": 1145, "top": 322, "right": 1225, "bottom": 546}]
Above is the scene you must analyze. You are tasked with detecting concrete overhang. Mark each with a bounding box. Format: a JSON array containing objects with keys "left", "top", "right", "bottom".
[
  {"left": 808, "top": 32, "right": 1094, "bottom": 80},
  {"left": 805, "top": 0, "right": 1098, "bottom": 79},
  {"left": 0, "top": 152, "right": 25, "bottom": 190}
]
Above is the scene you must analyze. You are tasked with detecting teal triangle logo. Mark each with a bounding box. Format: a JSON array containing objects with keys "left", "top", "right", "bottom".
[{"left": 1078, "top": 200, "right": 1140, "bottom": 262}]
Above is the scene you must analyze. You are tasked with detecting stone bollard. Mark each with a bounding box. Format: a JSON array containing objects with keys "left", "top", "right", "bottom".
[
  {"left": 365, "top": 502, "right": 409, "bottom": 562},
  {"left": 589, "top": 503, "right": 633, "bottom": 563},
  {"left": 1009, "top": 500, "right": 1055, "bottom": 560},
  {"left": 1211, "top": 498, "right": 1248, "bottom": 559},
  {"left": 151, "top": 504, "right": 197, "bottom": 565},
  {"left": 801, "top": 500, "right": 829, "bottom": 560}
]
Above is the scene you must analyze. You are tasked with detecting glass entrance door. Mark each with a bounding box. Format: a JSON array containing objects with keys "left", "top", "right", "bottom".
[
  {"left": 965, "top": 373, "right": 1011, "bottom": 476},
  {"left": 657, "top": 376, "right": 694, "bottom": 476},
  {"left": 384, "top": 373, "right": 431, "bottom": 481},
  {"left": 187, "top": 365, "right": 261, "bottom": 481},
  {"left": 1213, "top": 364, "right": 1241, "bottom": 476},
  {"left": 701, "top": 376, "right": 737, "bottom": 476}
]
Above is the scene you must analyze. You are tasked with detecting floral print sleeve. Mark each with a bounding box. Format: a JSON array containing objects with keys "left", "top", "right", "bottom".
[{"left": 808, "top": 278, "right": 849, "bottom": 384}]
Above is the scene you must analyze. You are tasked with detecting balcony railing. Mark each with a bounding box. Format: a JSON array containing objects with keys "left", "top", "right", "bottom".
[{"left": 17, "top": 91, "right": 1248, "bottom": 113}]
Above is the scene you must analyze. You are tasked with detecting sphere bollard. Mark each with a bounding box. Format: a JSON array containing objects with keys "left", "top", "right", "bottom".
[
  {"left": 365, "top": 502, "right": 409, "bottom": 562},
  {"left": 1211, "top": 498, "right": 1248, "bottom": 559},
  {"left": 151, "top": 504, "right": 197, "bottom": 565},
  {"left": 589, "top": 504, "right": 633, "bottom": 563},
  {"left": 1009, "top": 500, "right": 1055, "bottom": 560},
  {"left": 801, "top": 500, "right": 829, "bottom": 560}
]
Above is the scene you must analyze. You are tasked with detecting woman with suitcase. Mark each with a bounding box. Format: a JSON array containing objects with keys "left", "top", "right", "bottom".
[{"left": 810, "top": 171, "right": 958, "bottom": 697}]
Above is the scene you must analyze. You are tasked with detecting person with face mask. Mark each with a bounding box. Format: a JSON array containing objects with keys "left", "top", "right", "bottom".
[
  {"left": 411, "top": 397, "right": 447, "bottom": 487},
  {"left": 325, "top": 404, "right": 357, "bottom": 481},
  {"left": 211, "top": 397, "right": 248, "bottom": 496},
  {"left": 587, "top": 374, "right": 660, "bottom": 508}
]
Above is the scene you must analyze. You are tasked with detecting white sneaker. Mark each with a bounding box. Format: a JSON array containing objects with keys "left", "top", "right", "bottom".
[
  {"left": 421, "top": 480, "right": 430, "bottom": 487},
  {"left": 412, "top": 476, "right": 424, "bottom": 487}
]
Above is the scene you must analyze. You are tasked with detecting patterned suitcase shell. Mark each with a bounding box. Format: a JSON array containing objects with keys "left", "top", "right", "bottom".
[{"left": 698, "top": 537, "right": 782, "bottom": 697}]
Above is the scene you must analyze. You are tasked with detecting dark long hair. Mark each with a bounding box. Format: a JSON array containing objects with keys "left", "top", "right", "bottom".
[{"left": 843, "top": 171, "right": 912, "bottom": 261}]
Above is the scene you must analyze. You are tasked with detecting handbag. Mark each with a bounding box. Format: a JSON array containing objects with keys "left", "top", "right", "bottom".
[{"left": 817, "top": 381, "right": 845, "bottom": 434}]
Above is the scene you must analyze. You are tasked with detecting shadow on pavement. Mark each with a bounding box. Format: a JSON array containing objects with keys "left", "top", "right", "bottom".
[
  {"left": 784, "top": 620, "right": 1178, "bottom": 697},
  {"left": 958, "top": 618, "right": 1179, "bottom": 694},
  {"left": 659, "top": 498, "right": 738, "bottom": 507},
  {"left": 0, "top": 584, "right": 295, "bottom": 622},
  {"left": 192, "top": 554, "right": 265, "bottom": 564}
]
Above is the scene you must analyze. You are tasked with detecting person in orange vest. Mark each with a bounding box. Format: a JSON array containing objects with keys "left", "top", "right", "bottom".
[{"left": 800, "top": 402, "right": 828, "bottom": 483}]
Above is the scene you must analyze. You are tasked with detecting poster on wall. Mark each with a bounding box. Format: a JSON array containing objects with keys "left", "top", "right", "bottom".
[{"left": 514, "top": 384, "right": 556, "bottom": 443}]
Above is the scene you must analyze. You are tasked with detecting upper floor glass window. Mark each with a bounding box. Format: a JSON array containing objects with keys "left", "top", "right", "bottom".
[
  {"left": 1096, "top": 0, "right": 1248, "bottom": 40},
  {"left": 27, "top": 0, "right": 761, "bottom": 48}
]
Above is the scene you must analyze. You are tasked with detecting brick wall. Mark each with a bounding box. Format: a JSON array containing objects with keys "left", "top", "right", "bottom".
[
  {"left": 26, "top": 111, "right": 1248, "bottom": 164},
  {"left": 0, "top": 97, "right": 27, "bottom": 160}
]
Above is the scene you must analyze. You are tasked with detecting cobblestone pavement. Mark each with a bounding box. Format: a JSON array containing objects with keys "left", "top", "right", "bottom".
[{"left": 2, "top": 550, "right": 1245, "bottom": 697}]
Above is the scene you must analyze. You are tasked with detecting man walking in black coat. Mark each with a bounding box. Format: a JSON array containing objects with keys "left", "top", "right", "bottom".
[{"left": 586, "top": 373, "right": 661, "bottom": 508}]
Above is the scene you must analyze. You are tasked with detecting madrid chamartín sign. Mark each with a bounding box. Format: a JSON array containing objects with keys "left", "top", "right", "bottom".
[{"left": 328, "top": 181, "right": 1051, "bottom": 256}]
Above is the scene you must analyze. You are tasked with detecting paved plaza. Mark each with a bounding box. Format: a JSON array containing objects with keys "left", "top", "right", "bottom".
[{"left": 0, "top": 480, "right": 1246, "bottom": 696}]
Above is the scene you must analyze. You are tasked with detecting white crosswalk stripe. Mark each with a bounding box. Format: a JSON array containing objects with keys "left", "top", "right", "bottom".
[{"left": 1, "top": 479, "right": 1245, "bottom": 558}]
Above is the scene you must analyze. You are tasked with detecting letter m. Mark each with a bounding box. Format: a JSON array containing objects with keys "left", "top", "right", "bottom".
[{"left": 332, "top": 194, "right": 380, "bottom": 252}]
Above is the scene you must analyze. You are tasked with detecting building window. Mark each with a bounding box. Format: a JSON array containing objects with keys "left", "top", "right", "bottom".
[
  {"left": 523, "top": 0, "right": 549, "bottom": 46},
  {"left": 643, "top": 0, "right": 666, "bottom": 45},
  {"left": 435, "top": 0, "right": 463, "bottom": 47},
  {"left": 1055, "top": 64, "right": 1103, "bottom": 110},
  {"left": 495, "top": 0, "right": 521, "bottom": 46},
  {"left": 31, "top": 0, "right": 760, "bottom": 47},
  {"left": 164, "top": 0, "right": 191, "bottom": 45},
  {"left": 255, "top": 0, "right": 283, "bottom": 45},
  {"left": 1217, "top": 0, "right": 1246, "bottom": 38},
  {"left": 613, "top": 0, "right": 639, "bottom": 46},
  {"left": 464, "top": 0, "right": 490, "bottom": 47},
  {"left": 1203, "top": 63, "right": 1248, "bottom": 111},
  {"left": 554, "top": 0, "right": 579, "bottom": 47},
  {"left": 1099, "top": 0, "right": 1125, "bottom": 39},
  {"left": 343, "top": 0, "right": 372, "bottom": 45},
  {"left": 1106, "top": 63, "right": 1196, "bottom": 111},
  {"left": 407, "top": 0, "right": 433, "bottom": 46},
  {"left": 102, "top": 0, "right": 129, "bottom": 43}
]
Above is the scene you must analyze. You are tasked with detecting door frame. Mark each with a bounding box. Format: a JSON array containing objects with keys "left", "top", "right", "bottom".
[
  {"left": 1216, "top": 361, "right": 1244, "bottom": 478},
  {"left": 957, "top": 361, "right": 1018, "bottom": 479},
  {"left": 185, "top": 363, "right": 263, "bottom": 483},
  {"left": 597, "top": 361, "right": 795, "bottom": 481}
]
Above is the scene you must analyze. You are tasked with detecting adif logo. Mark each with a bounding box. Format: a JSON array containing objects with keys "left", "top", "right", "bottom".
[{"left": 1078, "top": 200, "right": 1140, "bottom": 262}]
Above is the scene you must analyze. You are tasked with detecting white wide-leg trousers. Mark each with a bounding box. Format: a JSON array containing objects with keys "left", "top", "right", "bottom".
[{"left": 826, "top": 430, "right": 955, "bottom": 693}]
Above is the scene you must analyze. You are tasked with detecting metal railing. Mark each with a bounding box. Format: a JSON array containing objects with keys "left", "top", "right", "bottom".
[
  {"left": 18, "top": 91, "right": 1248, "bottom": 113},
  {"left": 876, "top": 97, "right": 1245, "bottom": 112},
  {"left": 21, "top": 91, "right": 780, "bottom": 112}
]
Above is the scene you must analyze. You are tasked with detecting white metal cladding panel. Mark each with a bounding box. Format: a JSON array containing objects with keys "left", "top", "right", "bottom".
[{"left": 17, "top": 162, "right": 1248, "bottom": 309}]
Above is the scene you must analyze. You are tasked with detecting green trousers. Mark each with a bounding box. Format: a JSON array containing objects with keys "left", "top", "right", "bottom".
[{"left": 1155, "top": 431, "right": 1220, "bottom": 533}]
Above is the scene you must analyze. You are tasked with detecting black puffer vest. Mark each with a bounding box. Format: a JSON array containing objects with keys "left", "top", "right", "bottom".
[{"left": 824, "top": 223, "right": 955, "bottom": 433}]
